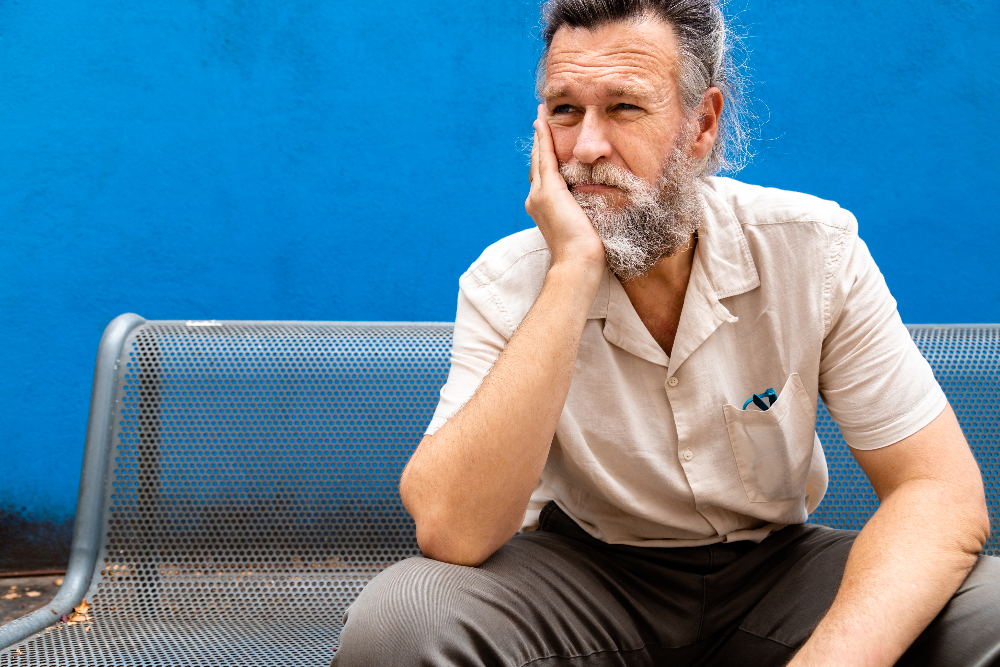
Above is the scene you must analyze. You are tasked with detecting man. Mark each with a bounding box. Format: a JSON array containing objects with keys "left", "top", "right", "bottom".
[{"left": 334, "top": 1, "right": 999, "bottom": 665}]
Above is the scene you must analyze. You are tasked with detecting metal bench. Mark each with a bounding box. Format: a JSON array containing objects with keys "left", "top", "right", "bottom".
[{"left": 1, "top": 315, "right": 997, "bottom": 666}]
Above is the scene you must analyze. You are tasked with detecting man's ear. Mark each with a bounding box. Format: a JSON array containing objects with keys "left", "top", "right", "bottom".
[{"left": 689, "top": 87, "right": 724, "bottom": 161}]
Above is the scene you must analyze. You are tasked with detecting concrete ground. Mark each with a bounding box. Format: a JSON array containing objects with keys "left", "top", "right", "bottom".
[{"left": 0, "top": 575, "right": 63, "bottom": 625}]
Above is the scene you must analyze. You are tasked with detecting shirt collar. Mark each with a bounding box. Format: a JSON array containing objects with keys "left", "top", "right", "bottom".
[
  {"left": 694, "top": 179, "right": 760, "bottom": 299},
  {"left": 603, "top": 274, "right": 670, "bottom": 366},
  {"left": 587, "top": 178, "right": 760, "bottom": 369}
]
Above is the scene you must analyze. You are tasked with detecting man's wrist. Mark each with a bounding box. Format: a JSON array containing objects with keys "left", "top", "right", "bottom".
[
  {"left": 536, "top": 259, "right": 605, "bottom": 324},
  {"left": 548, "top": 256, "right": 605, "bottom": 286}
]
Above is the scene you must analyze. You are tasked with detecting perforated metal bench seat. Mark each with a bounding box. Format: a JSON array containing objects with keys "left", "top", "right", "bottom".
[{"left": 1, "top": 315, "right": 997, "bottom": 666}]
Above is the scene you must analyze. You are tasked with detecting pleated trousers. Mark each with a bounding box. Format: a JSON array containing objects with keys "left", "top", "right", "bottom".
[{"left": 333, "top": 502, "right": 1000, "bottom": 666}]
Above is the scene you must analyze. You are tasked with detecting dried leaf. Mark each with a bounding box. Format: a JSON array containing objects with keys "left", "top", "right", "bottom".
[
  {"left": 69, "top": 612, "right": 87, "bottom": 623},
  {"left": 54, "top": 578, "right": 64, "bottom": 586},
  {"left": 74, "top": 599, "right": 91, "bottom": 614},
  {"left": 26, "top": 591, "right": 41, "bottom": 598}
]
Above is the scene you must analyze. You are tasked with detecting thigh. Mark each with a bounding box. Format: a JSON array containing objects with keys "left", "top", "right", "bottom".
[
  {"left": 705, "top": 531, "right": 1000, "bottom": 667},
  {"left": 701, "top": 524, "right": 858, "bottom": 666},
  {"left": 332, "top": 530, "right": 706, "bottom": 667},
  {"left": 896, "top": 554, "right": 1000, "bottom": 667}
]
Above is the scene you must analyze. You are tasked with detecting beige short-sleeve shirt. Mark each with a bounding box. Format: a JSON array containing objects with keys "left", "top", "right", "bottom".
[{"left": 426, "top": 177, "right": 947, "bottom": 547}]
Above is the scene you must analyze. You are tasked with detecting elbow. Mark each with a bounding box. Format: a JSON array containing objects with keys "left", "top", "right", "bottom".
[
  {"left": 414, "top": 522, "right": 497, "bottom": 567},
  {"left": 970, "top": 494, "right": 991, "bottom": 553},
  {"left": 407, "top": 501, "right": 499, "bottom": 567},
  {"left": 400, "top": 467, "right": 505, "bottom": 567},
  {"left": 966, "top": 473, "right": 991, "bottom": 552},
  {"left": 953, "top": 482, "right": 991, "bottom": 559}
]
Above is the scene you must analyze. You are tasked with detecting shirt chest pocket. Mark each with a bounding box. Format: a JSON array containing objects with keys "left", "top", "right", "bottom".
[{"left": 723, "top": 373, "right": 817, "bottom": 503}]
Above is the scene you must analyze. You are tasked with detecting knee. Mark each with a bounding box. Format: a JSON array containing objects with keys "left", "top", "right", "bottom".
[{"left": 332, "top": 556, "right": 479, "bottom": 666}]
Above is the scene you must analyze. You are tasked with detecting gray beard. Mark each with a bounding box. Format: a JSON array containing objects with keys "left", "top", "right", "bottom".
[{"left": 560, "top": 147, "right": 703, "bottom": 282}]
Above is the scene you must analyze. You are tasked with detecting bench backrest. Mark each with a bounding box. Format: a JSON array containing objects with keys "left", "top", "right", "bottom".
[
  {"left": 100, "top": 321, "right": 450, "bottom": 622},
  {"left": 98, "top": 321, "right": 1000, "bottom": 604}
]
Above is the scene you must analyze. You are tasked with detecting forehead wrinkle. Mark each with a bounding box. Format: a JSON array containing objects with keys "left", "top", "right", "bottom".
[
  {"left": 547, "top": 23, "right": 680, "bottom": 69},
  {"left": 545, "top": 53, "right": 679, "bottom": 97},
  {"left": 543, "top": 18, "right": 682, "bottom": 94},
  {"left": 543, "top": 66, "right": 673, "bottom": 105},
  {"left": 548, "top": 50, "right": 675, "bottom": 75}
]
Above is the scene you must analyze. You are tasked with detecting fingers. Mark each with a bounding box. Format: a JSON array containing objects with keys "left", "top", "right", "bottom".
[
  {"left": 529, "top": 130, "right": 539, "bottom": 190},
  {"left": 533, "top": 104, "right": 559, "bottom": 181}
]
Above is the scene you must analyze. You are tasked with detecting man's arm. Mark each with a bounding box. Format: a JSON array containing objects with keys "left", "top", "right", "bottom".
[
  {"left": 789, "top": 405, "right": 989, "bottom": 667},
  {"left": 398, "top": 105, "right": 605, "bottom": 567}
]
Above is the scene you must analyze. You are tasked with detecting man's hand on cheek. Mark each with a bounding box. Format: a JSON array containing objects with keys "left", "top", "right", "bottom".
[{"left": 525, "top": 103, "right": 606, "bottom": 275}]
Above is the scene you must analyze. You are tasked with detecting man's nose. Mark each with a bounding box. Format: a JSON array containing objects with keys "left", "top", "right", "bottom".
[{"left": 572, "top": 111, "right": 613, "bottom": 164}]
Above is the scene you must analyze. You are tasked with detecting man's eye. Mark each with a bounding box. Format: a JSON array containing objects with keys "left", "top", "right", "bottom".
[
  {"left": 615, "top": 103, "right": 642, "bottom": 112},
  {"left": 552, "top": 104, "right": 575, "bottom": 114}
]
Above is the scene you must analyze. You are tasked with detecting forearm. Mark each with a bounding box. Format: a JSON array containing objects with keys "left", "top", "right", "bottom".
[
  {"left": 400, "top": 260, "right": 603, "bottom": 566},
  {"left": 790, "top": 478, "right": 988, "bottom": 667}
]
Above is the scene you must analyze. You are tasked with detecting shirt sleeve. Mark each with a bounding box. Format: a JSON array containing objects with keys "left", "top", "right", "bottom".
[
  {"left": 818, "top": 234, "right": 948, "bottom": 450},
  {"left": 425, "top": 288, "right": 508, "bottom": 435}
]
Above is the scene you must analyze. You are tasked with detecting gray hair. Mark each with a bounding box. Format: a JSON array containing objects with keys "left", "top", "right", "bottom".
[{"left": 538, "top": 0, "right": 752, "bottom": 175}]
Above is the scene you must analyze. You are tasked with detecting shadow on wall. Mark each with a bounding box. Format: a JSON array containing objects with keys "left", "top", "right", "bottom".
[{"left": 0, "top": 507, "right": 74, "bottom": 575}]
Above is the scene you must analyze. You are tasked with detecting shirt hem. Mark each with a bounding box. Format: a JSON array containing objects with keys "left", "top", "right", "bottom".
[{"left": 839, "top": 388, "right": 948, "bottom": 451}]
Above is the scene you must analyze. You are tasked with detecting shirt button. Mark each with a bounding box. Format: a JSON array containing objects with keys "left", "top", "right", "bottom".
[
  {"left": 667, "top": 376, "right": 679, "bottom": 387},
  {"left": 682, "top": 449, "right": 693, "bottom": 461}
]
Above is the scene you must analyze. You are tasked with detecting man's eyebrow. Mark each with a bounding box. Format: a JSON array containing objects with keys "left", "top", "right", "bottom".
[
  {"left": 610, "top": 85, "right": 656, "bottom": 99},
  {"left": 539, "top": 87, "right": 568, "bottom": 100}
]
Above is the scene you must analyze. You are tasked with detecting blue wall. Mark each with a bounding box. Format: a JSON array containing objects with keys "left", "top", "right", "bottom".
[{"left": 1, "top": 0, "right": 998, "bottom": 562}]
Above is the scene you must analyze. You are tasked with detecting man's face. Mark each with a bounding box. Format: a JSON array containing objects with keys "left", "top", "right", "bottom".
[
  {"left": 540, "top": 16, "right": 708, "bottom": 281},
  {"left": 542, "top": 16, "right": 693, "bottom": 207}
]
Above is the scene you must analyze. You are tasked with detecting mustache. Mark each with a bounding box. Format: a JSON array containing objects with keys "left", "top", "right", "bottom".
[{"left": 558, "top": 162, "right": 652, "bottom": 196}]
